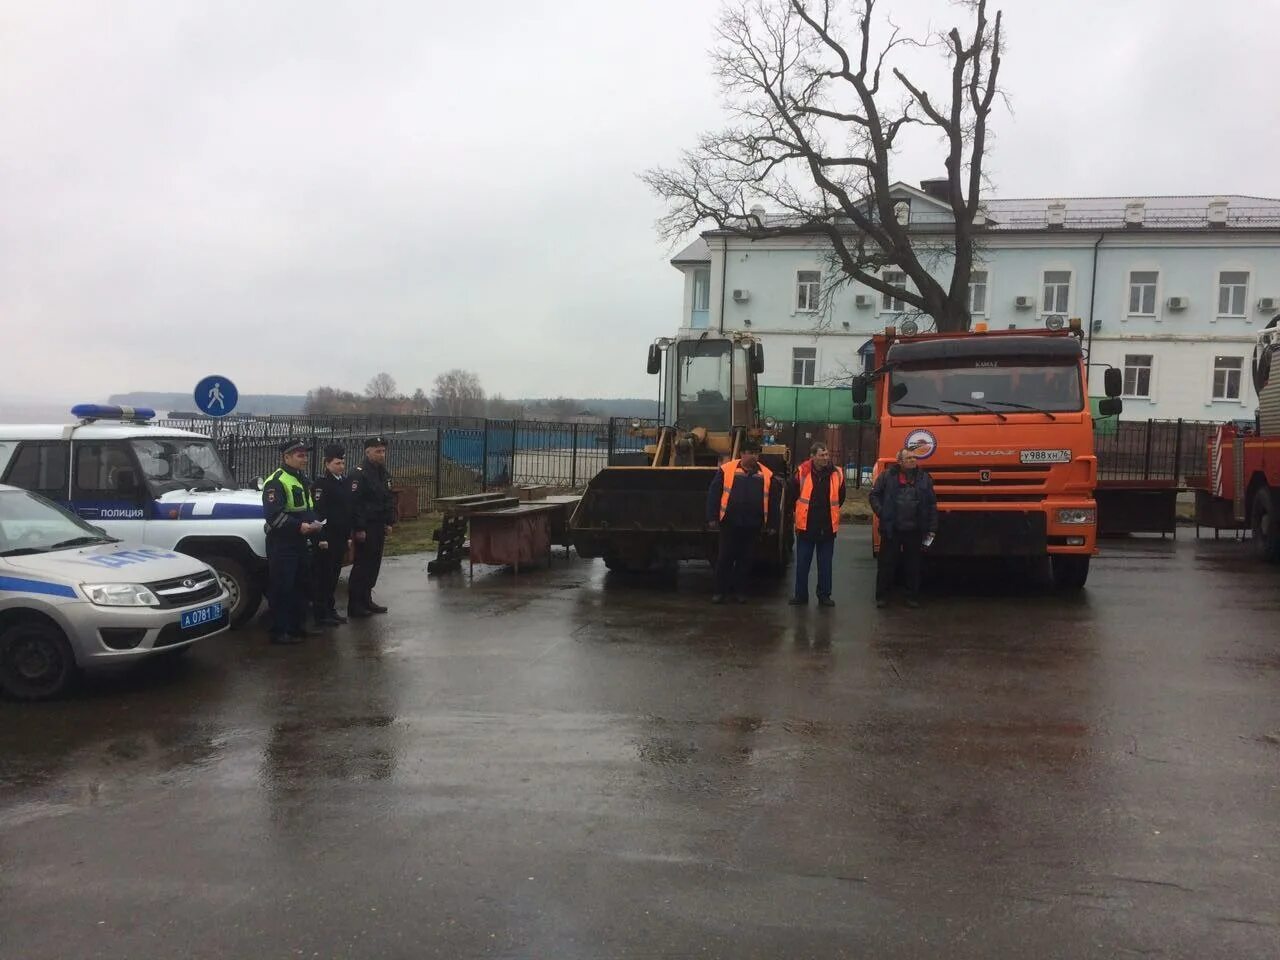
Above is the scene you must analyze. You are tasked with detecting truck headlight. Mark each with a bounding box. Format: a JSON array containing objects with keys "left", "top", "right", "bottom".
[
  {"left": 1056, "top": 508, "right": 1096, "bottom": 525},
  {"left": 81, "top": 583, "right": 161, "bottom": 607}
]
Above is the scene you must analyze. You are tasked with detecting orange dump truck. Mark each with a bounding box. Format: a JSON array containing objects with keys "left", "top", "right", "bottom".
[{"left": 853, "top": 322, "right": 1124, "bottom": 588}]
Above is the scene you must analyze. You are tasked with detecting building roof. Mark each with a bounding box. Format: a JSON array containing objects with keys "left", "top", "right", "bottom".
[{"left": 671, "top": 237, "right": 711, "bottom": 264}]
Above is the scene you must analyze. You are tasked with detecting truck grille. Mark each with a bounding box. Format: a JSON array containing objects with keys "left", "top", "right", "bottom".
[
  {"left": 147, "top": 574, "right": 222, "bottom": 609},
  {"left": 927, "top": 466, "right": 1051, "bottom": 503}
]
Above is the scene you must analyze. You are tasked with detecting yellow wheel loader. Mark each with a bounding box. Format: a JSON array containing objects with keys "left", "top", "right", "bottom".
[{"left": 570, "top": 332, "right": 794, "bottom": 574}]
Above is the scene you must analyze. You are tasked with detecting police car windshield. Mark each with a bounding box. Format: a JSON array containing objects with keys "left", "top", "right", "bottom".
[
  {"left": 0, "top": 490, "right": 113, "bottom": 555},
  {"left": 889, "top": 358, "right": 1084, "bottom": 415},
  {"left": 129, "top": 438, "right": 236, "bottom": 493}
]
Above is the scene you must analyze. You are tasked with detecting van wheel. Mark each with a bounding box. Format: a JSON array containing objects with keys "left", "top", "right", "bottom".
[
  {"left": 1051, "top": 554, "right": 1090, "bottom": 590},
  {"left": 0, "top": 621, "right": 77, "bottom": 701},
  {"left": 204, "top": 555, "right": 262, "bottom": 628},
  {"left": 1251, "top": 487, "right": 1280, "bottom": 562}
]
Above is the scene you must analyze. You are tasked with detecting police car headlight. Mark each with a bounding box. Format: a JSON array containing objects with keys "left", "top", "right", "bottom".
[
  {"left": 1055, "top": 508, "right": 1096, "bottom": 525},
  {"left": 81, "top": 583, "right": 161, "bottom": 607}
]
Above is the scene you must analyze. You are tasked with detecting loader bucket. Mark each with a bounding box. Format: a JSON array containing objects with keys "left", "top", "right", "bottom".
[{"left": 570, "top": 466, "right": 720, "bottom": 567}]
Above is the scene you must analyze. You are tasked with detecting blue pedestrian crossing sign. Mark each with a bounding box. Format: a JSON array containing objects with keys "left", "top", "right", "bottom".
[{"left": 194, "top": 376, "right": 238, "bottom": 417}]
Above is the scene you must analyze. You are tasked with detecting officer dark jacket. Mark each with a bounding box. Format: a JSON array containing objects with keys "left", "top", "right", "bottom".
[
  {"left": 262, "top": 465, "right": 318, "bottom": 540},
  {"left": 870, "top": 465, "right": 938, "bottom": 535},
  {"left": 350, "top": 460, "right": 396, "bottom": 532},
  {"left": 313, "top": 471, "right": 355, "bottom": 533}
]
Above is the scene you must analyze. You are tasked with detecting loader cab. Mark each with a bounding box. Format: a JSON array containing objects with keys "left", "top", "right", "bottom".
[{"left": 654, "top": 334, "right": 764, "bottom": 432}]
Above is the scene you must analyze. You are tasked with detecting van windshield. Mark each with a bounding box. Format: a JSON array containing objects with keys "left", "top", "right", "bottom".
[
  {"left": 889, "top": 358, "right": 1084, "bottom": 415},
  {"left": 130, "top": 438, "right": 236, "bottom": 493}
]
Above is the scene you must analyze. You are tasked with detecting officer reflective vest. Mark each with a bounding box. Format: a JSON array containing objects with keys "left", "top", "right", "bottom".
[
  {"left": 266, "top": 468, "right": 314, "bottom": 513},
  {"left": 718, "top": 459, "right": 773, "bottom": 523},
  {"left": 795, "top": 464, "right": 844, "bottom": 533}
]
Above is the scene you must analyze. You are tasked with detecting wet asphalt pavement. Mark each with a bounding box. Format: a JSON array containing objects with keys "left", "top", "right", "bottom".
[{"left": 2, "top": 528, "right": 1279, "bottom": 959}]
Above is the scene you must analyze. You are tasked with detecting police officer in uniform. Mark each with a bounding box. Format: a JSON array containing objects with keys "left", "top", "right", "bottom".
[
  {"left": 348, "top": 436, "right": 396, "bottom": 617},
  {"left": 262, "top": 438, "right": 323, "bottom": 644},
  {"left": 311, "top": 443, "right": 353, "bottom": 626}
]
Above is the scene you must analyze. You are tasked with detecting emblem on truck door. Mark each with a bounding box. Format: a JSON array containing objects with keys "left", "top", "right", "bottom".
[{"left": 903, "top": 429, "right": 937, "bottom": 459}]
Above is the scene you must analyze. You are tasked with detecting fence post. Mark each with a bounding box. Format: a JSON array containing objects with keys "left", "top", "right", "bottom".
[
  {"left": 433, "top": 428, "right": 443, "bottom": 500},
  {"left": 571, "top": 422, "right": 579, "bottom": 488},
  {"left": 481, "top": 420, "right": 489, "bottom": 492},
  {"left": 855, "top": 424, "right": 864, "bottom": 490},
  {"left": 1172, "top": 418, "right": 1184, "bottom": 486},
  {"left": 511, "top": 419, "right": 519, "bottom": 487},
  {"left": 607, "top": 417, "right": 616, "bottom": 463},
  {"left": 1142, "top": 419, "right": 1154, "bottom": 481}
]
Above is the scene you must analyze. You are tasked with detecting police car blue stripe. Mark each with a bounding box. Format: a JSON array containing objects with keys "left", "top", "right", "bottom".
[
  {"left": 0, "top": 576, "right": 78, "bottom": 599},
  {"left": 146, "top": 502, "right": 263, "bottom": 520}
]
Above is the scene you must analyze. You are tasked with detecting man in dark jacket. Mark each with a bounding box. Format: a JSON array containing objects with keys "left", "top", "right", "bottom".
[
  {"left": 705, "top": 438, "right": 776, "bottom": 604},
  {"left": 869, "top": 448, "right": 938, "bottom": 608},
  {"left": 348, "top": 436, "right": 397, "bottom": 617},
  {"left": 311, "top": 444, "right": 353, "bottom": 626},
  {"left": 788, "top": 442, "right": 847, "bottom": 607}
]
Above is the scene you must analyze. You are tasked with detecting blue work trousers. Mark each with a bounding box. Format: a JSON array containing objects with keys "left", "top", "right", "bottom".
[{"left": 794, "top": 536, "right": 834, "bottom": 600}]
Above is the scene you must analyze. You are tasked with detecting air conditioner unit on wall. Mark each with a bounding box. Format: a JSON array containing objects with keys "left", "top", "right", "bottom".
[
  {"left": 1014, "top": 296, "right": 1034, "bottom": 310},
  {"left": 1260, "top": 297, "right": 1278, "bottom": 312},
  {"left": 1167, "top": 296, "right": 1188, "bottom": 311},
  {"left": 855, "top": 294, "right": 872, "bottom": 308},
  {"left": 732, "top": 289, "right": 750, "bottom": 302}
]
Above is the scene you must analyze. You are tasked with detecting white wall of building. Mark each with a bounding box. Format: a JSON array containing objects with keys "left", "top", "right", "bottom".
[{"left": 675, "top": 225, "right": 1280, "bottom": 422}]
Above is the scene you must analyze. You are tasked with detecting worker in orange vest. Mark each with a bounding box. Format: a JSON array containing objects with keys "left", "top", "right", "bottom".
[
  {"left": 788, "top": 442, "right": 846, "bottom": 607},
  {"left": 705, "top": 438, "right": 775, "bottom": 603}
]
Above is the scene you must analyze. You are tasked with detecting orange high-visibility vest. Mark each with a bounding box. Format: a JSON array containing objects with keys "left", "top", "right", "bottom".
[
  {"left": 719, "top": 459, "right": 773, "bottom": 523},
  {"left": 795, "top": 465, "right": 844, "bottom": 533}
]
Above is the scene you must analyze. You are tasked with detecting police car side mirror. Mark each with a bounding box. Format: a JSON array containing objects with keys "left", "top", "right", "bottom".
[{"left": 255, "top": 476, "right": 265, "bottom": 491}]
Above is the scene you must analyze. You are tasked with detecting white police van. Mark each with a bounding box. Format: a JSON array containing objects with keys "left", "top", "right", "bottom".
[{"left": 0, "top": 405, "right": 267, "bottom": 626}]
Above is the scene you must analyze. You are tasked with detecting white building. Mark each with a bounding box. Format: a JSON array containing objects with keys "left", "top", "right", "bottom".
[{"left": 671, "top": 183, "right": 1280, "bottom": 422}]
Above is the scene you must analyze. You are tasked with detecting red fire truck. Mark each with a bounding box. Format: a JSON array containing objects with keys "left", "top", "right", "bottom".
[{"left": 1197, "top": 319, "right": 1280, "bottom": 557}]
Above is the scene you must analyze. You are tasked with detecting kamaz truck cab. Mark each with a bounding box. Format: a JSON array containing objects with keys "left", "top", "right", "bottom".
[
  {"left": 855, "top": 321, "right": 1123, "bottom": 589},
  {"left": 0, "top": 405, "right": 267, "bottom": 625}
]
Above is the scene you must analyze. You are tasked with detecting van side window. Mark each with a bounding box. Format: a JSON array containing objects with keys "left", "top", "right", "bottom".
[
  {"left": 1, "top": 441, "right": 71, "bottom": 501},
  {"left": 73, "top": 442, "right": 143, "bottom": 500}
]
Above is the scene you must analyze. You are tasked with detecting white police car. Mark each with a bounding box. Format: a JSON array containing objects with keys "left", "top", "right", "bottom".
[
  {"left": 0, "top": 483, "right": 230, "bottom": 699},
  {"left": 0, "top": 405, "right": 267, "bottom": 626}
]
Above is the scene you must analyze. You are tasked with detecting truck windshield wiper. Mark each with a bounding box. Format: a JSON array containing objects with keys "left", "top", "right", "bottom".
[
  {"left": 892, "top": 402, "right": 960, "bottom": 422},
  {"left": 939, "top": 398, "right": 1007, "bottom": 421},
  {"left": 986, "top": 400, "right": 1057, "bottom": 421},
  {"left": 49, "top": 536, "right": 113, "bottom": 550}
]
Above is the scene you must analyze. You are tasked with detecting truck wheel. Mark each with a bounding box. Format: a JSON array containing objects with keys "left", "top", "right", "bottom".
[
  {"left": 0, "top": 621, "right": 77, "bottom": 701},
  {"left": 1051, "top": 554, "right": 1090, "bottom": 590},
  {"left": 204, "top": 555, "right": 262, "bottom": 628},
  {"left": 1251, "top": 487, "right": 1280, "bottom": 562}
]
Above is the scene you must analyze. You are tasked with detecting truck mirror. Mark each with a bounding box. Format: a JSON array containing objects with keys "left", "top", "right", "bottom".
[
  {"left": 751, "top": 343, "right": 765, "bottom": 374},
  {"left": 851, "top": 378, "right": 868, "bottom": 404},
  {"left": 646, "top": 344, "right": 661, "bottom": 375},
  {"left": 852, "top": 403, "right": 872, "bottom": 422},
  {"left": 1097, "top": 397, "right": 1123, "bottom": 418},
  {"left": 1103, "top": 367, "right": 1122, "bottom": 398}
]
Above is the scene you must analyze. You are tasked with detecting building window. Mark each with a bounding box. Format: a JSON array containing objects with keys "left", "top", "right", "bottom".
[
  {"left": 1043, "top": 270, "right": 1071, "bottom": 314},
  {"left": 968, "top": 270, "right": 988, "bottom": 315},
  {"left": 1218, "top": 271, "right": 1249, "bottom": 317},
  {"left": 1212, "top": 355, "right": 1244, "bottom": 401},
  {"left": 1128, "top": 271, "right": 1158, "bottom": 316},
  {"left": 690, "top": 268, "right": 711, "bottom": 329},
  {"left": 796, "top": 271, "right": 821, "bottom": 312},
  {"left": 792, "top": 347, "right": 817, "bottom": 386},
  {"left": 1122, "top": 354, "right": 1153, "bottom": 399},
  {"left": 881, "top": 270, "right": 907, "bottom": 312}
]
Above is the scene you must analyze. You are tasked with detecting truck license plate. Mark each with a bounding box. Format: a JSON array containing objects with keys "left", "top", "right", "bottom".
[
  {"left": 181, "top": 602, "right": 223, "bottom": 630},
  {"left": 1020, "top": 449, "right": 1071, "bottom": 464}
]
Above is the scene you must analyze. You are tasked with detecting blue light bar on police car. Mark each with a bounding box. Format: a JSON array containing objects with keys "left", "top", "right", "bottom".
[{"left": 71, "top": 404, "right": 156, "bottom": 422}]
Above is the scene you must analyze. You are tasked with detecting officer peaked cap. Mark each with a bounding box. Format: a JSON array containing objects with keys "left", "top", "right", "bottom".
[
  {"left": 280, "top": 438, "right": 307, "bottom": 455},
  {"left": 323, "top": 444, "right": 346, "bottom": 461},
  {"left": 365, "top": 436, "right": 388, "bottom": 449}
]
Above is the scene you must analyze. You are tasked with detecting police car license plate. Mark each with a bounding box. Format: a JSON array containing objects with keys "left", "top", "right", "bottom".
[
  {"left": 181, "top": 602, "right": 223, "bottom": 630},
  {"left": 1020, "top": 449, "right": 1071, "bottom": 464}
]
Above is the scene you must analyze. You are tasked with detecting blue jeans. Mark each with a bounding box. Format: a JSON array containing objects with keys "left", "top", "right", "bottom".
[{"left": 794, "top": 537, "right": 834, "bottom": 600}]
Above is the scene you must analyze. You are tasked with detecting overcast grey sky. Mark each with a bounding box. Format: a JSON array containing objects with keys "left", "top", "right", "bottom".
[{"left": 2, "top": 0, "right": 1277, "bottom": 406}]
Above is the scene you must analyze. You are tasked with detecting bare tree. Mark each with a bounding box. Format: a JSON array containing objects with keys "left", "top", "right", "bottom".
[
  {"left": 366, "top": 372, "right": 398, "bottom": 401},
  {"left": 432, "top": 369, "right": 486, "bottom": 417},
  {"left": 642, "top": 0, "right": 1003, "bottom": 332}
]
